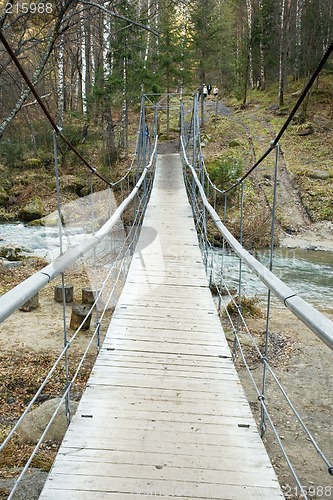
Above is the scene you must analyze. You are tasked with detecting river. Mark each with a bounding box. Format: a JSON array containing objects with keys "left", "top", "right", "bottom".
[
  {"left": 0, "top": 221, "right": 91, "bottom": 261},
  {"left": 1, "top": 222, "right": 332, "bottom": 311},
  {"left": 207, "top": 247, "right": 333, "bottom": 312}
]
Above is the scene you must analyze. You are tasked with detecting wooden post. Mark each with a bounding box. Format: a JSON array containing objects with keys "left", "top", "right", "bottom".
[
  {"left": 70, "top": 305, "right": 92, "bottom": 331},
  {"left": 19, "top": 293, "right": 39, "bottom": 312},
  {"left": 54, "top": 285, "right": 74, "bottom": 303},
  {"left": 82, "top": 288, "right": 101, "bottom": 305}
]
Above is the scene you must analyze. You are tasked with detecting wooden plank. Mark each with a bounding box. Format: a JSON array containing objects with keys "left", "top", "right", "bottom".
[
  {"left": 69, "top": 411, "right": 253, "bottom": 428},
  {"left": 40, "top": 475, "right": 283, "bottom": 499},
  {"left": 60, "top": 436, "right": 265, "bottom": 458},
  {"left": 91, "top": 366, "right": 237, "bottom": 381},
  {"left": 95, "top": 353, "right": 233, "bottom": 370},
  {"left": 61, "top": 418, "right": 258, "bottom": 440},
  {"left": 79, "top": 382, "right": 251, "bottom": 404},
  {"left": 49, "top": 462, "right": 280, "bottom": 489},
  {"left": 99, "top": 340, "right": 230, "bottom": 357},
  {"left": 53, "top": 447, "right": 272, "bottom": 471},
  {"left": 39, "top": 154, "right": 283, "bottom": 499},
  {"left": 40, "top": 486, "right": 282, "bottom": 500},
  {"left": 77, "top": 397, "right": 252, "bottom": 414}
]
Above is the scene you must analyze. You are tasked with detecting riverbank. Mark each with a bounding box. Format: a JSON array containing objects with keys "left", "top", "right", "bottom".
[{"left": 280, "top": 220, "right": 333, "bottom": 252}]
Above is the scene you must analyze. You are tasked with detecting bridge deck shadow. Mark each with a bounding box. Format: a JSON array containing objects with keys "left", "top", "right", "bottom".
[{"left": 39, "top": 153, "right": 284, "bottom": 499}]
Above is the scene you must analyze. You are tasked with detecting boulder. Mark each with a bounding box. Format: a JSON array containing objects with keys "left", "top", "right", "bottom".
[
  {"left": 0, "top": 469, "right": 48, "bottom": 500},
  {"left": 267, "top": 104, "right": 279, "bottom": 112},
  {"left": 313, "top": 114, "right": 332, "bottom": 130},
  {"left": 61, "top": 175, "right": 86, "bottom": 196},
  {"left": 19, "top": 293, "right": 40, "bottom": 312},
  {"left": 19, "top": 196, "right": 44, "bottom": 222},
  {"left": 0, "top": 245, "right": 28, "bottom": 261},
  {"left": 17, "top": 398, "right": 79, "bottom": 445},
  {"left": 296, "top": 123, "right": 314, "bottom": 136},
  {"left": 308, "top": 170, "right": 332, "bottom": 180},
  {"left": 0, "top": 257, "right": 22, "bottom": 269}
]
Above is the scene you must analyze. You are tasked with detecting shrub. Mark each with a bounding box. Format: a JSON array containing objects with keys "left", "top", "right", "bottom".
[
  {"left": 207, "top": 155, "right": 243, "bottom": 192},
  {"left": 0, "top": 138, "right": 25, "bottom": 169}
]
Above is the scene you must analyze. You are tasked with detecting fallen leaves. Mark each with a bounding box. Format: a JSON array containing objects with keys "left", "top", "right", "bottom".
[{"left": 0, "top": 349, "right": 96, "bottom": 476}]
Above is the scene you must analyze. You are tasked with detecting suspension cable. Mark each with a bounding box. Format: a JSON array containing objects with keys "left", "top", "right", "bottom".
[{"left": 0, "top": 31, "right": 112, "bottom": 187}]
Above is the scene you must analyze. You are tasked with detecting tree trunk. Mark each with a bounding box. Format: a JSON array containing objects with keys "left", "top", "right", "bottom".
[
  {"left": 143, "top": 0, "right": 151, "bottom": 70},
  {"left": 103, "top": 101, "right": 118, "bottom": 167},
  {"left": 243, "top": 54, "right": 249, "bottom": 106},
  {"left": 80, "top": 8, "right": 88, "bottom": 133},
  {"left": 57, "top": 35, "right": 65, "bottom": 127},
  {"left": 90, "top": 26, "right": 96, "bottom": 87},
  {"left": 258, "top": 0, "right": 265, "bottom": 90},
  {"left": 103, "top": 1, "right": 111, "bottom": 78},
  {"left": 294, "top": 0, "right": 304, "bottom": 80},
  {"left": 278, "top": 0, "right": 292, "bottom": 107},
  {"left": 179, "top": 0, "right": 188, "bottom": 99},
  {"left": 245, "top": 0, "right": 254, "bottom": 91},
  {"left": 200, "top": 65, "right": 205, "bottom": 127},
  {"left": 120, "top": 56, "right": 129, "bottom": 155}
]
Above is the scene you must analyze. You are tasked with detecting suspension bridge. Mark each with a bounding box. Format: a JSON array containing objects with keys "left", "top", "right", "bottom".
[
  {"left": 0, "top": 71, "right": 333, "bottom": 500},
  {"left": 36, "top": 151, "right": 284, "bottom": 499}
]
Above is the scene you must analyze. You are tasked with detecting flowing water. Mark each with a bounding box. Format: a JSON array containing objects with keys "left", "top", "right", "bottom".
[
  {"left": 0, "top": 221, "right": 90, "bottom": 261},
  {"left": 208, "top": 246, "right": 333, "bottom": 311},
  {"left": 1, "top": 223, "right": 332, "bottom": 310}
]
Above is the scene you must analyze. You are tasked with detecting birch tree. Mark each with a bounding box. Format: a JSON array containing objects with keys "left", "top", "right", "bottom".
[
  {"left": 294, "top": 0, "right": 304, "bottom": 80},
  {"left": 0, "top": 0, "right": 80, "bottom": 138},
  {"left": 80, "top": 8, "right": 88, "bottom": 131},
  {"left": 245, "top": 0, "right": 254, "bottom": 92},
  {"left": 103, "top": 1, "right": 112, "bottom": 78},
  {"left": 57, "top": 36, "right": 65, "bottom": 127}
]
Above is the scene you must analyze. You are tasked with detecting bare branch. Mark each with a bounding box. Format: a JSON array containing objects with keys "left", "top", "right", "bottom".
[
  {"left": 79, "top": 0, "right": 159, "bottom": 36},
  {"left": 22, "top": 93, "right": 52, "bottom": 107}
]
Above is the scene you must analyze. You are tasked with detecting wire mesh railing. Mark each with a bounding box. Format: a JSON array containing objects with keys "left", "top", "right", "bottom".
[{"left": 180, "top": 94, "right": 333, "bottom": 499}]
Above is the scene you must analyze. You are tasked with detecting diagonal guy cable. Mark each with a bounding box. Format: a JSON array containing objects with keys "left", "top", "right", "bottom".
[{"left": 0, "top": 31, "right": 112, "bottom": 187}]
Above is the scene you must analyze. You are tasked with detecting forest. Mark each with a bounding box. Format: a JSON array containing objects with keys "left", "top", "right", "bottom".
[{"left": 0, "top": 0, "right": 332, "bottom": 171}]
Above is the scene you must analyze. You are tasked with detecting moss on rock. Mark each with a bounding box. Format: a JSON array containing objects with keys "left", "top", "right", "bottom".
[{"left": 19, "top": 196, "right": 44, "bottom": 222}]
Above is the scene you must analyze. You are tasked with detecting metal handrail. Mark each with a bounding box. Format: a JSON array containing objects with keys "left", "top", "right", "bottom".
[{"left": 180, "top": 136, "right": 333, "bottom": 351}]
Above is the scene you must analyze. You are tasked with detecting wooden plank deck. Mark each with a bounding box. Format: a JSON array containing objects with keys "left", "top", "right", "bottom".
[{"left": 39, "top": 154, "right": 284, "bottom": 499}]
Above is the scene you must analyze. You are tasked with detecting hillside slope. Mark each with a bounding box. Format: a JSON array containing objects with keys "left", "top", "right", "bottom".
[{"left": 203, "top": 78, "right": 333, "bottom": 250}]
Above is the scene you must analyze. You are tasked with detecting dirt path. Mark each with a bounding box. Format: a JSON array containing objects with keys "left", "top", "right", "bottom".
[{"left": 232, "top": 112, "right": 311, "bottom": 234}]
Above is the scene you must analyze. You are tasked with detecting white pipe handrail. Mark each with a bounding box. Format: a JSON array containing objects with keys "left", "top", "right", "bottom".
[
  {"left": 0, "top": 136, "right": 158, "bottom": 324},
  {"left": 180, "top": 136, "right": 333, "bottom": 351}
]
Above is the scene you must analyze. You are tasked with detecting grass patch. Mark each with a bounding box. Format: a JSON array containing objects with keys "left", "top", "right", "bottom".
[{"left": 223, "top": 295, "right": 263, "bottom": 319}]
